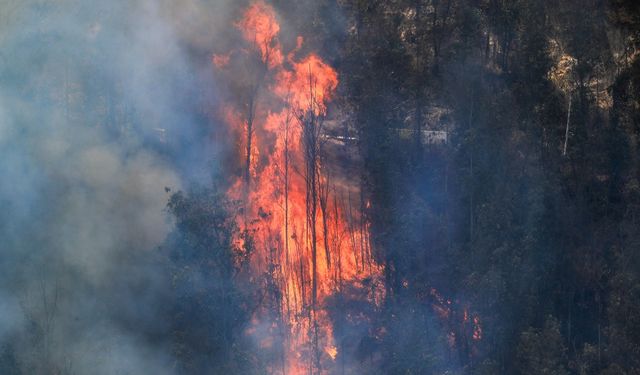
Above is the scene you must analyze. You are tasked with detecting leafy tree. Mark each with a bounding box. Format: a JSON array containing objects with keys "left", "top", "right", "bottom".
[
  {"left": 165, "top": 187, "right": 258, "bottom": 374},
  {"left": 516, "top": 316, "right": 569, "bottom": 375}
]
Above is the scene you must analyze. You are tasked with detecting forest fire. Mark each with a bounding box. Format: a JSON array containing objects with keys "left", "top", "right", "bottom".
[
  {"left": 214, "top": 1, "right": 384, "bottom": 373},
  {"left": 429, "top": 287, "right": 483, "bottom": 353},
  {"left": 6, "top": 1, "right": 638, "bottom": 374}
]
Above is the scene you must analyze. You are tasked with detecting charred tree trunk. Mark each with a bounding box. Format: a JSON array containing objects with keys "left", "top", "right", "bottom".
[
  {"left": 245, "top": 92, "right": 257, "bottom": 189},
  {"left": 299, "top": 73, "right": 325, "bottom": 373},
  {"left": 334, "top": 191, "right": 343, "bottom": 289},
  {"left": 283, "top": 101, "right": 293, "bottom": 321},
  {"left": 563, "top": 94, "right": 572, "bottom": 156},
  {"left": 305, "top": 113, "right": 321, "bottom": 373},
  {"left": 319, "top": 175, "right": 332, "bottom": 270},
  {"left": 413, "top": 0, "right": 426, "bottom": 162}
]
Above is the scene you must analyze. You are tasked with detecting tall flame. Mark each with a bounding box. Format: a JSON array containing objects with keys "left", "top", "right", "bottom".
[
  {"left": 215, "top": 2, "right": 384, "bottom": 374},
  {"left": 236, "top": 0, "right": 283, "bottom": 68}
]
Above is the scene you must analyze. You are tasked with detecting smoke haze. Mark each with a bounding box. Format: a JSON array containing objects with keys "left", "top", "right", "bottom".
[{"left": 0, "top": 0, "right": 239, "bottom": 373}]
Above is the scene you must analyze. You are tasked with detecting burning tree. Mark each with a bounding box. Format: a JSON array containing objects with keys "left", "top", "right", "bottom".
[{"left": 212, "top": 2, "right": 384, "bottom": 374}]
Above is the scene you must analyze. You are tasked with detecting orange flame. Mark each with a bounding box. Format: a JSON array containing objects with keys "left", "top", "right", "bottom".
[
  {"left": 212, "top": 52, "right": 231, "bottom": 68},
  {"left": 472, "top": 316, "right": 482, "bottom": 341},
  {"left": 274, "top": 54, "right": 338, "bottom": 115},
  {"left": 236, "top": 0, "right": 283, "bottom": 68},
  {"left": 216, "top": 2, "right": 383, "bottom": 374}
]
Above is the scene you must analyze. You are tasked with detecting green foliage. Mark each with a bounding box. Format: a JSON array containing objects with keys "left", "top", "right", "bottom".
[
  {"left": 165, "top": 188, "right": 259, "bottom": 374},
  {"left": 516, "top": 317, "right": 569, "bottom": 375}
]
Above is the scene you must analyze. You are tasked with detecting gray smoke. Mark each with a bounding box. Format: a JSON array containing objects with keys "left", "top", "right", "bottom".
[{"left": 0, "top": 0, "right": 240, "bottom": 373}]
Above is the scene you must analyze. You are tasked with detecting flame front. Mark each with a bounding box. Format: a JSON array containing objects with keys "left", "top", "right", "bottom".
[
  {"left": 236, "top": 1, "right": 283, "bottom": 68},
  {"left": 214, "top": 2, "right": 384, "bottom": 373}
]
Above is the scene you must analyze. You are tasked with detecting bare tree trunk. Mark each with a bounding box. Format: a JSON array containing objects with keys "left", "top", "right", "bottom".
[
  {"left": 563, "top": 95, "right": 572, "bottom": 156},
  {"left": 431, "top": 0, "right": 452, "bottom": 74},
  {"left": 294, "top": 230, "right": 306, "bottom": 310},
  {"left": 319, "top": 176, "right": 332, "bottom": 269},
  {"left": 470, "top": 152, "right": 474, "bottom": 239},
  {"left": 413, "top": 0, "right": 425, "bottom": 161},
  {"left": 306, "top": 118, "right": 320, "bottom": 373},
  {"left": 283, "top": 102, "right": 293, "bottom": 321},
  {"left": 245, "top": 92, "right": 256, "bottom": 189},
  {"left": 299, "top": 69, "right": 328, "bottom": 373},
  {"left": 334, "top": 192, "right": 343, "bottom": 289},
  {"left": 468, "top": 96, "right": 475, "bottom": 240},
  {"left": 347, "top": 191, "right": 359, "bottom": 270},
  {"left": 359, "top": 188, "right": 367, "bottom": 271}
]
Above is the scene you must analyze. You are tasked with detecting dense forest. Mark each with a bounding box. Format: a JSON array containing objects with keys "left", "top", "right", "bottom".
[{"left": 1, "top": 0, "right": 640, "bottom": 374}]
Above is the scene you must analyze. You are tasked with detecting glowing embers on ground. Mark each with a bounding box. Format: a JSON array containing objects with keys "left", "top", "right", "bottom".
[
  {"left": 213, "top": 1, "right": 384, "bottom": 373},
  {"left": 429, "top": 287, "right": 483, "bottom": 356}
]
